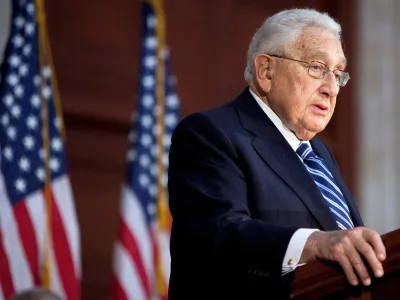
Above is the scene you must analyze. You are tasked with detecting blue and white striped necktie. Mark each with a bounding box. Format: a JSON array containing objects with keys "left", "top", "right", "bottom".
[{"left": 296, "top": 143, "right": 354, "bottom": 230}]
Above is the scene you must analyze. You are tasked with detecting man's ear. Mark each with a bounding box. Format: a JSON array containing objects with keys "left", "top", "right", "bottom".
[{"left": 254, "top": 54, "right": 274, "bottom": 92}]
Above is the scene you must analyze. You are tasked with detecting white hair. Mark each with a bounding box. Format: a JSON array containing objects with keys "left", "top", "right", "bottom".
[{"left": 244, "top": 8, "right": 342, "bottom": 81}]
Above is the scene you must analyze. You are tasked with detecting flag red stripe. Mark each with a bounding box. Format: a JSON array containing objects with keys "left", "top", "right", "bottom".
[
  {"left": 112, "top": 274, "right": 129, "bottom": 300},
  {"left": 13, "top": 201, "right": 40, "bottom": 285},
  {"left": 0, "top": 228, "right": 15, "bottom": 299},
  {"left": 48, "top": 191, "right": 79, "bottom": 300},
  {"left": 119, "top": 218, "right": 151, "bottom": 299}
]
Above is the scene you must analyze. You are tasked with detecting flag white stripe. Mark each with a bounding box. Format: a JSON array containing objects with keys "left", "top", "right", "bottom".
[
  {"left": 52, "top": 176, "right": 81, "bottom": 277},
  {"left": 25, "top": 192, "right": 46, "bottom": 264},
  {"left": 25, "top": 190, "right": 46, "bottom": 272},
  {"left": 15, "top": 182, "right": 67, "bottom": 298},
  {"left": 49, "top": 237, "right": 65, "bottom": 299},
  {"left": 0, "top": 174, "right": 80, "bottom": 298},
  {"left": 0, "top": 173, "right": 33, "bottom": 292},
  {"left": 121, "top": 186, "right": 154, "bottom": 281},
  {"left": 114, "top": 242, "right": 147, "bottom": 300},
  {"left": 0, "top": 282, "right": 4, "bottom": 300}
]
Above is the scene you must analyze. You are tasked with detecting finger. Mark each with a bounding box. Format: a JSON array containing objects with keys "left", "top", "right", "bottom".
[
  {"left": 356, "top": 239, "right": 384, "bottom": 278},
  {"left": 364, "top": 230, "right": 386, "bottom": 262},
  {"left": 337, "top": 255, "right": 359, "bottom": 286},
  {"left": 347, "top": 247, "right": 371, "bottom": 286}
]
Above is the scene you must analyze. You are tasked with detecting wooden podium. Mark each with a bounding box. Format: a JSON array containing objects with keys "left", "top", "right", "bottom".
[{"left": 291, "top": 229, "right": 400, "bottom": 299}]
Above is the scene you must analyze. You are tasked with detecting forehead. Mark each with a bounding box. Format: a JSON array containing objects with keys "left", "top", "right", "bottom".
[{"left": 291, "top": 27, "right": 346, "bottom": 67}]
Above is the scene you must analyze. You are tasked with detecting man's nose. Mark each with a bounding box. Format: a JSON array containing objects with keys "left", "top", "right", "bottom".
[{"left": 320, "top": 72, "right": 340, "bottom": 97}]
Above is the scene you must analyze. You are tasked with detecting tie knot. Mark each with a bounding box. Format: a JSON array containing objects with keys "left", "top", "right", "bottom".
[{"left": 296, "top": 143, "right": 316, "bottom": 160}]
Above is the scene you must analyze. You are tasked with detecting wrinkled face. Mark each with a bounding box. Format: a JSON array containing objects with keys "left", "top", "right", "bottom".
[{"left": 253, "top": 27, "right": 347, "bottom": 140}]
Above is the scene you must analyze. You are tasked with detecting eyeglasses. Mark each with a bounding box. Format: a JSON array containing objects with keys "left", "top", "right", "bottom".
[{"left": 269, "top": 55, "right": 350, "bottom": 87}]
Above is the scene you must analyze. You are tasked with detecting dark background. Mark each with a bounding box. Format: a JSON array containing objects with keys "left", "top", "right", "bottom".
[{"left": 45, "top": 0, "right": 356, "bottom": 298}]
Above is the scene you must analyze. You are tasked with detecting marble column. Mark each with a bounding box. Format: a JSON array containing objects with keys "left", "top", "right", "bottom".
[
  {"left": 0, "top": 0, "right": 10, "bottom": 60},
  {"left": 357, "top": 0, "right": 400, "bottom": 234},
  {"left": 0, "top": 0, "right": 10, "bottom": 83}
]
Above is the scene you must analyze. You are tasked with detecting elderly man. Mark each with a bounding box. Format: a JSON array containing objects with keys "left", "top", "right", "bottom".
[
  {"left": 10, "top": 288, "right": 62, "bottom": 300},
  {"left": 167, "top": 8, "right": 386, "bottom": 300}
]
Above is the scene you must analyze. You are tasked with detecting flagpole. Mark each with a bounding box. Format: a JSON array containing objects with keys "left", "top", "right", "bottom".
[
  {"left": 35, "top": 0, "right": 53, "bottom": 289},
  {"left": 145, "top": 0, "right": 169, "bottom": 296}
]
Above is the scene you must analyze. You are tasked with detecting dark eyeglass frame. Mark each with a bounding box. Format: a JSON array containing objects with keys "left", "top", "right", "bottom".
[{"left": 269, "top": 54, "right": 350, "bottom": 87}]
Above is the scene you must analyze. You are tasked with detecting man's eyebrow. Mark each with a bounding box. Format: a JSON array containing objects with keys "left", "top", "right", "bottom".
[{"left": 303, "top": 51, "right": 347, "bottom": 68}]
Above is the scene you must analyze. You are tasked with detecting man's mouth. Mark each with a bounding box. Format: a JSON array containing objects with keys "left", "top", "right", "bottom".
[{"left": 312, "top": 104, "right": 329, "bottom": 114}]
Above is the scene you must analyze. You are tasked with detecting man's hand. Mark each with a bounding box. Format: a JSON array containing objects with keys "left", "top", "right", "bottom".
[{"left": 300, "top": 227, "right": 386, "bottom": 286}]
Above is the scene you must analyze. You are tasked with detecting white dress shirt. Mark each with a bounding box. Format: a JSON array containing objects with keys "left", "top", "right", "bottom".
[{"left": 249, "top": 88, "right": 319, "bottom": 275}]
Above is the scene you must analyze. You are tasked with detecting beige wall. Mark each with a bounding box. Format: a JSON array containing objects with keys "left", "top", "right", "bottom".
[{"left": 357, "top": 0, "right": 400, "bottom": 234}]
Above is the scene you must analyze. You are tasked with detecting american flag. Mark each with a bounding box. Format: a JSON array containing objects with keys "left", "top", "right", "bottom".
[
  {"left": 0, "top": 1, "right": 80, "bottom": 299},
  {"left": 112, "top": 0, "right": 180, "bottom": 299}
]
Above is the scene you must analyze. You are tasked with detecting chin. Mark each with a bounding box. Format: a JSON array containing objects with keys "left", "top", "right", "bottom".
[
  {"left": 298, "top": 132, "right": 317, "bottom": 141},
  {"left": 298, "top": 125, "right": 325, "bottom": 140},
  {"left": 308, "top": 119, "right": 328, "bottom": 133}
]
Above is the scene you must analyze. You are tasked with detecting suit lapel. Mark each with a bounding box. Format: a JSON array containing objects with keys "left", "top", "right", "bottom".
[
  {"left": 311, "top": 140, "right": 364, "bottom": 227},
  {"left": 233, "top": 89, "right": 338, "bottom": 231}
]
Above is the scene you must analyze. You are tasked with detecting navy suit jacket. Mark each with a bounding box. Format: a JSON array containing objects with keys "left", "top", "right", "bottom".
[{"left": 167, "top": 88, "right": 363, "bottom": 299}]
